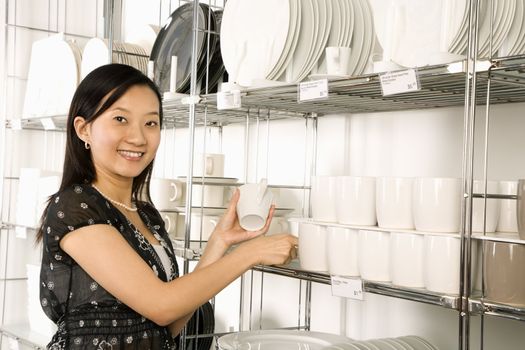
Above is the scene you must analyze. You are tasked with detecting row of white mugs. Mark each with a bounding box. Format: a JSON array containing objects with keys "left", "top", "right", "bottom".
[
  {"left": 298, "top": 222, "right": 479, "bottom": 296},
  {"left": 312, "top": 176, "right": 519, "bottom": 233}
]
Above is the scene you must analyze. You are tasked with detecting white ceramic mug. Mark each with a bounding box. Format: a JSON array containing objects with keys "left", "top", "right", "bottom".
[
  {"left": 497, "top": 180, "right": 518, "bottom": 233},
  {"left": 336, "top": 176, "right": 376, "bottom": 226},
  {"left": 161, "top": 212, "right": 178, "bottom": 237},
  {"left": 192, "top": 184, "right": 225, "bottom": 207},
  {"left": 472, "top": 180, "right": 500, "bottom": 233},
  {"left": 175, "top": 213, "right": 219, "bottom": 241},
  {"left": 424, "top": 234, "right": 460, "bottom": 294},
  {"left": 268, "top": 217, "right": 289, "bottom": 236},
  {"left": 311, "top": 176, "right": 338, "bottom": 222},
  {"left": 150, "top": 178, "right": 184, "bottom": 210},
  {"left": 237, "top": 178, "right": 273, "bottom": 231},
  {"left": 376, "top": 177, "right": 414, "bottom": 229},
  {"left": 327, "top": 227, "right": 359, "bottom": 277},
  {"left": 325, "top": 46, "right": 351, "bottom": 75},
  {"left": 390, "top": 232, "right": 424, "bottom": 288},
  {"left": 298, "top": 222, "right": 328, "bottom": 272},
  {"left": 358, "top": 229, "right": 390, "bottom": 282},
  {"left": 194, "top": 153, "right": 225, "bottom": 177},
  {"left": 412, "top": 177, "right": 462, "bottom": 233}
]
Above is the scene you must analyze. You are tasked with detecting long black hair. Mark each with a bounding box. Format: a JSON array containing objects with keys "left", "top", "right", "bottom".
[{"left": 36, "top": 63, "right": 163, "bottom": 242}]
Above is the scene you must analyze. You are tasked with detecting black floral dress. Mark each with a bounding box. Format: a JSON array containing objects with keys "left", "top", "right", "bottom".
[{"left": 40, "top": 184, "right": 179, "bottom": 349}]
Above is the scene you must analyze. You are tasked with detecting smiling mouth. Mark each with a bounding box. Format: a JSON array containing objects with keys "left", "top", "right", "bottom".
[{"left": 118, "top": 150, "right": 145, "bottom": 158}]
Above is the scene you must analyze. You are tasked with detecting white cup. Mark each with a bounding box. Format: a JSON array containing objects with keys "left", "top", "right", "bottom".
[
  {"left": 192, "top": 184, "right": 225, "bottom": 207},
  {"left": 268, "top": 217, "right": 289, "bottom": 236},
  {"left": 150, "top": 178, "right": 184, "bottom": 210},
  {"left": 311, "top": 176, "right": 338, "bottom": 222},
  {"left": 424, "top": 234, "right": 459, "bottom": 294},
  {"left": 376, "top": 177, "right": 414, "bottom": 229},
  {"left": 325, "top": 46, "right": 351, "bottom": 75},
  {"left": 358, "top": 229, "right": 390, "bottom": 282},
  {"left": 175, "top": 213, "right": 219, "bottom": 241},
  {"left": 161, "top": 212, "right": 178, "bottom": 237},
  {"left": 497, "top": 180, "right": 518, "bottom": 233},
  {"left": 327, "top": 227, "right": 359, "bottom": 277},
  {"left": 412, "top": 177, "right": 462, "bottom": 233},
  {"left": 194, "top": 153, "right": 225, "bottom": 177},
  {"left": 298, "top": 223, "right": 328, "bottom": 272},
  {"left": 472, "top": 180, "right": 500, "bottom": 233},
  {"left": 237, "top": 178, "right": 273, "bottom": 231},
  {"left": 390, "top": 232, "right": 424, "bottom": 288},
  {"left": 336, "top": 176, "right": 376, "bottom": 226}
]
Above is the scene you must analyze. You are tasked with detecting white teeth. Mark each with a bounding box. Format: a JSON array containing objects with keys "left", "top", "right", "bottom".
[{"left": 119, "top": 150, "right": 143, "bottom": 158}]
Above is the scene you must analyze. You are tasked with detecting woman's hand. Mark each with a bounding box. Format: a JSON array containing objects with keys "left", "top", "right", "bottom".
[
  {"left": 236, "top": 233, "right": 298, "bottom": 267},
  {"left": 210, "top": 189, "right": 275, "bottom": 248}
]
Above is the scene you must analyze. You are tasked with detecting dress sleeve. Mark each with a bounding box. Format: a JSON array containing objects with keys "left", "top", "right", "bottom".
[{"left": 42, "top": 185, "right": 114, "bottom": 265}]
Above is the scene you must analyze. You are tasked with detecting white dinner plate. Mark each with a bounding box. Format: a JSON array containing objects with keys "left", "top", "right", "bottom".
[
  {"left": 217, "top": 330, "right": 353, "bottom": 350},
  {"left": 177, "top": 176, "right": 239, "bottom": 184},
  {"left": 175, "top": 206, "right": 294, "bottom": 217},
  {"left": 221, "top": 0, "right": 290, "bottom": 86}
]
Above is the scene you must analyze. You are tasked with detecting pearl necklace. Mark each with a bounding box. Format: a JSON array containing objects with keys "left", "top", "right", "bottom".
[{"left": 91, "top": 184, "right": 138, "bottom": 212}]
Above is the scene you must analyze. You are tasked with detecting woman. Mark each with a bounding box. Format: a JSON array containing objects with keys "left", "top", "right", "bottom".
[{"left": 36, "top": 63, "right": 298, "bottom": 349}]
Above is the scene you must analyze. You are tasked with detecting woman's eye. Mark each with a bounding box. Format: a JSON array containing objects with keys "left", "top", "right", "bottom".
[
  {"left": 114, "top": 116, "right": 127, "bottom": 123},
  {"left": 146, "top": 120, "right": 159, "bottom": 127}
]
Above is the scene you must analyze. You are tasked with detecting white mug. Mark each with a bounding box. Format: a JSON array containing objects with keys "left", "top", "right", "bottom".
[
  {"left": 149, "top": 178, "right": 184, "bottom": 210},
  {"left": 298, "top": 222, "right": 328, "bottom": 272},
  {"left": 327, "top": 227, "right": 359, "bottom": 277},
  {"left": 376, "top": 177, "right": 414, "bottom": 229},
  {"left": 358, "top": 229, "right": 391, "bottom": 282},
  {"left": 175, "top": 213, "right": 219, "bottom": 241},
  {"left": 336, "top": 176, "right": 376, "bottom": 226},
  {"left": 160, "top": 212, "right": 178, "bottom": 237},
  {"left": 191, "top": 184, "right": 225, "bottom": 207},
  {"left": 325, "top": 46, "right": 351, "bottom": 75},
  {"left": 497, "top": 180, "right": 518, "bottom": 233},
  {"left": 311, "top": 176, "right": 338, "bottom": 222},
  {"left": 412, "top": 177, "right": 462, "bottom": 233},
  {"left": 268, "top": 217, "right": 289, "bottom": 236},
  {"left": 194, "top": 153, "right": 225, "bottom": 177},
  {"left": 390, "top": 232, "right": 424, "bottom": 288},
  {"left": 237, "top": 178, "right": 273, "bottom": 231},
  {"left": 472, "top": 180, "right": 500, "bottom": 233}
]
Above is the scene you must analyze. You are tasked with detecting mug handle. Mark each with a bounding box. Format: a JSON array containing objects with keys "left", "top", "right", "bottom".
[
  {"left": 169, "top": 182, "right": 181, "bottom": 202},
  {"left": 164, "top": 214, "right": 172, "bottom": 232}
]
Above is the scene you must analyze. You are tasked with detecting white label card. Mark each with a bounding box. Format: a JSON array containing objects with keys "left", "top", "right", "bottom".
[
  {"left": 331, "top": 275, "right": 364, "bottom": 300},
  {"left": 379, "top": 68, "right": 420, "bottom": 96},
  {"left": 217, "top": 90, "right": 242, "bottom": 110},
  {"left": 8, "top": 337, "right": 20, "bottom": 350},
  {"left": 299, "top": 79, "right": 328, "bottom": 102}
]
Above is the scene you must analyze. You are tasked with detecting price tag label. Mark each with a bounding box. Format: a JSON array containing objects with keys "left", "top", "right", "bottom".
[
  {"left": 299, "top": 79, "right": 328, "bottom": 102},
  {"left": 8, "top": 337, "right": 20, "bottom": 350},
  {"left": 331, "top": 275, "right": 364, "bottom": 300},
  {"left": 217, "top": 90, "right": 242, "bottom": 110},
  {"left": 379, "top": 68, "right": 420, "bottom": 96}
]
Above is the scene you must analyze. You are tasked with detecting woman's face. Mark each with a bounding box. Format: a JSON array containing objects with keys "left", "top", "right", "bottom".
[{"left": 82, "top": 85, "right": 161, "bottom": 183}]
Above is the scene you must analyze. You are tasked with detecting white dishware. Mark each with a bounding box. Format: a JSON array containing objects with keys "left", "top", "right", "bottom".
[
  {"left": 268, "top": 217, "right": 290, "bottom": 236},
  {"left": 372, "top": 59, "right": 405, "bottom": 73},
  {"left": 298, "top": 222, "right": 328, "bottom": 272},
  {"left": 424, "top": 234, "right": 468, "bottom": 294},
  {"left": 325, "top": 46, "right": 351, "bottom": 75},
  {"left": 175, "top": 213, "right": 219, "bottom": 241},
  {"left": 412, "top": 177, "right": 462, "bottom": 233},
  {"left": 376, "top": 177, "right": 414, "bottom": 229},
  {"left": 194, "top": 153, "right": 225, "bottom": 178},
  {"left": 150, "top": 178, "right": 185, "bottom": 210},
  {"left": 160, "top": 212, "right": 178, "bottom": 237},
  {"left": 217, "top": 329, "right": 354, "bottom": 350},
  {"left": 472, "top": 180, "right": 500, "bottom": 233},
  {"left": 336, "top": 176, "right": 376, "bottom": 226},
  {"left": 311, "top": 175, "right": 338, "bottom": 222},
  {"left": 191, "top": 184, "right": 225, "bottom": 207},
  {"left": 237, "top": 178, "right": 273, "bottom": 231},
  {"left": 358, "top": 229, "right": 390, "bottom": 282},
  {"left": 327, "top": 227, "right": 359, "bottom": 277},
  {"left": 390, "top": 232, "right": 425, "bottom": 288},
  {"left": 497, "top": 180, "right": 518, "bottom": 233}
]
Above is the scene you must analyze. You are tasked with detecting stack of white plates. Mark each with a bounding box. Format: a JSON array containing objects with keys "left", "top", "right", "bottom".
[
  {"left": 220, "top": 0, "right": 375, "bottom": 86},
  {"left": 81, "top": 38, "right": 148, "bottom": 79},
  {"left": 23, "top": 33, "right": 81, "bottom": 118}
]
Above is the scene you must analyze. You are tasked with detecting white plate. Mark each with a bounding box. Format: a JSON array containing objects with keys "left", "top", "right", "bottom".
[
  {"left": 217, "top": 330, "right": 353, "bottom": 350},
  {"left": 176, "top": 207, "right": 295, "bottom": 217},
  {"left": 347, "top": 0, "right": 366, "bottom": 75},
  {"left": 221, "top": 0, "right": 290, "bottom": 86},
  {"left": 308, "top": 73, "right": 351, "bottom": 80},
  {"left": 505, "top": 0, "right": 525, "bottom": 55}
]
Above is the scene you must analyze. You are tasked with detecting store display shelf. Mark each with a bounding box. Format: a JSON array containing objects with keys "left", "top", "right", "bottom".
[
  {"left": 470, "top": 233, "right": 525, "bottom": 245},
  {"left": 253, "top": 264, "right": 459, "bottom": 310},
  {"left": 470, "top": 299, "right": 525, "bottom": 322},
  {"left": 0, "top": 324, "right": 48, "bottom": 349}
]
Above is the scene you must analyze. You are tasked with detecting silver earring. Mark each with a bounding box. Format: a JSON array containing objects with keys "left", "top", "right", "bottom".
[{"left": 84, "top": 141, "right": 90, "bottom": 150}]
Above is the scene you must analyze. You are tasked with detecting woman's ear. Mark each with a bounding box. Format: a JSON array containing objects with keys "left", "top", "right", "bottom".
[{"left": 73, "top": 116, "right": 90, "bottom": 144}]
